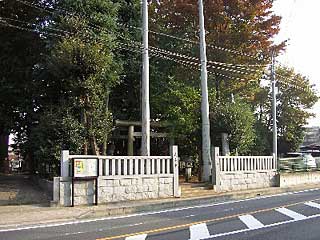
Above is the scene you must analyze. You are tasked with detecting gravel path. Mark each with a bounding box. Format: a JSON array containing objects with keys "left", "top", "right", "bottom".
[{"left": 0, "top": 174, "right": 50, "bottom": 205}]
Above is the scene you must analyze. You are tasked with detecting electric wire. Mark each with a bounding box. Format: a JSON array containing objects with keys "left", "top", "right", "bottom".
[
  {"left": 3, "top": 19, "right": 312, "bottom": 95},
  {"left": 13, "top": 0, "right": 269, "bottom": 62}
]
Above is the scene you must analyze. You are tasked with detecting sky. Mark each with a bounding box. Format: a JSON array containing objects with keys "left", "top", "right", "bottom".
[{"left": 272, "top": 0, "right": 320, "bottom": 127}]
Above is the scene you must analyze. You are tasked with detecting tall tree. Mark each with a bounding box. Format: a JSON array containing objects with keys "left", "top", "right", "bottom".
[
  {"left": 143, "top": 0, "right": 284, "bottom": 159},
  {"left": 276, "top": 67, "right": 318, "bottom": 153},
  {"left": 0, "top": 0, "right": 45, "bottom": 171},
  {"left": 36, "top": 0, "right": 121, "bottom": 158},
  {"left": 149, "top": 0, "right": 284, "bottom": 100}
]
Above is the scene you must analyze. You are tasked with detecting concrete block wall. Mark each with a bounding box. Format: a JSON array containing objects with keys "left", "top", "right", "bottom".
[
  {"left": 58, "top": 175, "right": 174, "bottom": 206},
  {"left": 217, "top": 170, "right": 278, "bottom": 192},
  {"left": 279, "top": 171, "right": 320, "bottom": 187}
]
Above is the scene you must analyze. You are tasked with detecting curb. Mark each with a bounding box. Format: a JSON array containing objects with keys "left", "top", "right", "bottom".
[{"left": 78, "top": 184, "right": 320, "bottom": 219}]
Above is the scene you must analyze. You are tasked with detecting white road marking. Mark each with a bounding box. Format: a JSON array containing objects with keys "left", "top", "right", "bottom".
[
  {"left": 275, "top": 207, "right": 307, "bottom": 220},
  {"left": 0, "top": 188, "right": 319, "bottom": 233},
  {"left": 125, "top": 234, "right": 147, "bottom": 240},
  {"left": 204, "top": 212, "right": 320, "bottom": 239},
  {"left": 305, "top": 201, "right": 320, "bottom": 210},
  {"left": 64, "top": 231, "right": 84, "bottom": 236},
  {"left": 189, "top": 223, "right": 210, "bottom": 240},
  {"left": 239, "top": 214, "right": 264, "bottom": 229}
]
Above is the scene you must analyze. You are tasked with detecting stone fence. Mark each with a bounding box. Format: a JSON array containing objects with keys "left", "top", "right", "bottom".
[
  {"left": 53, "top": 146, "right": 180, "bottom": 206},
  {"left": 212, "top": 147, "right": 278, "bottom": 192}
]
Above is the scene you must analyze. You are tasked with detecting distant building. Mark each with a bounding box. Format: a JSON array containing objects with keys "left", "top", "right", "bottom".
[{"left": 8, "top": 146, "right": 23, "bottom": 172}]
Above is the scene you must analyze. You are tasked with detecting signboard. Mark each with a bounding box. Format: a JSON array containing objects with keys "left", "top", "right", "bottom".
[{"left": 73, "top": 158, "right": 98, "bottom": 177}]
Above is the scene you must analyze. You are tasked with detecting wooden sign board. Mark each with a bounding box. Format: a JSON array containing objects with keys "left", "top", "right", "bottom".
[{"left": 73, "top": 158, "right": 98, "bottom": 177}]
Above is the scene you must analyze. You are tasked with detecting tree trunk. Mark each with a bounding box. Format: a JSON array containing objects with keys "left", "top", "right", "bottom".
[
  {"left": 0, "top": 128, "right": 9, "bottom": 173},
  {"left": 102, "top": 90, "right": 110, "bottom": 155},
  {"left": 81, "top": 107, "right": 88, "bottom": 155},
  {"left": 89, "top": 116, "right": 100, "bottom": 156},
  {"left": 214, "top": 73, "right": 220, "bottom": 99}
]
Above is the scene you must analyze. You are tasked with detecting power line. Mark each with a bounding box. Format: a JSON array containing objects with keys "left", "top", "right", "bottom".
[
  {"left": 123, "top": 23, "right": 268, "bottom": 61},
  {"left": 13, "top": 0, "right": 270, "bottom": 62},
  {"left": 0, "top": 17, "right": 71, "bottom": 35},
  {"left": 0, "top": 19, "right": 64, "bottom": 38},
  {"left": 2, "top": 19, "right": 267, "bottom": 86},
  {"left": 121, "top": 39, "right": 267, "bottom": 75}
]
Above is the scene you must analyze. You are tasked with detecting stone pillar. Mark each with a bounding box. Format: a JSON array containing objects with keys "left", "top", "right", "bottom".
[
  {"left": 127, "top": 125, "right": 134, "bottom": 156},
  {"left": 221, "top": 133, "right": 230, "bottom": 156},
  {"left": 211, "top": 147, "right": 221, "bottom": 192},
  {"left": 171, "top": 145, "right": 180, "bottom": 197},
  {"left": 52, "top": 177, "right": 60, "bottom": 203},
  {"left": 61, "top": 150, "right": 69, "bottom": 177}
]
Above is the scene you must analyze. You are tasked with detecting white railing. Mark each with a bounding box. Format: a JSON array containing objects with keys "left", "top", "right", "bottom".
[
  {"left": 218, "top": 156, "right": 276, "bottom": 172},
  {"left": 69, "top": 155, "right": 173, "bottom": 176},
  {"left": 211, "top": 147, "right": 277, "bottom": 191},
  {"left": 60, "top": 145, "right": 180, "bottom": 197}
]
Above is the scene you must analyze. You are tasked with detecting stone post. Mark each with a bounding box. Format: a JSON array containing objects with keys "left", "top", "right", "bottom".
[
  {"left": 52, "top": 177, "right": 60, "bottom": 204},
  {"left": 128, "top": 125, "right": 134, "bottom": 156},
  {"left": 171, "top": 145, "right": 180, "bottom": 197},
  {"left": 221, "top": 133, "right": 230, "bottom": 156},
  {"left": 211, "top": 147, "right": 221, "bottom": 192},
  {"left": 61, "top": 150, "right": 70, "bottom": 177}
]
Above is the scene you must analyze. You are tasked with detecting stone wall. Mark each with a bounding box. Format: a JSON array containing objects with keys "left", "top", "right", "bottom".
[
  {"left": 279, "top": 171, "right": 320, "bottom": 187},
  {"left": 217, "top": 170, "right": 278, "bottom": 192},
  {"left": 98, "top": 176, "right": 173, "bottom": 203},
  {"left": 58, "top": 175, "right": 174, "bottom": 206}
]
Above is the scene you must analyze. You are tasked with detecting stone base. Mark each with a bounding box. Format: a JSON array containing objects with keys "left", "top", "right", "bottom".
[{"left": 57, "top": 175, "right": 174, "bottom": 206}]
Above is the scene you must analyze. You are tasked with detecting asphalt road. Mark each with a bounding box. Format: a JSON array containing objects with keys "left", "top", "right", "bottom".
[{"left": 1, "top": 188, "right": 320, "bottom": 240}]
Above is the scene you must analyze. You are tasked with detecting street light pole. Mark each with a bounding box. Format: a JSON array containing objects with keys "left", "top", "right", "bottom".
[
  {"left": 271, "top": 52, "right": 277, "bottom": 160},
  {"left": 198, "top": 0, "right": 211, "bottom": 182},
  {"left": 141, "top": 0, "right": 150, "bottom": 156}
]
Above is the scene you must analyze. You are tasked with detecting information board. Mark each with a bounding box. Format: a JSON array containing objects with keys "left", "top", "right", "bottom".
[{"left": 73, "top": 158, "right": 98, "bottom": 177}]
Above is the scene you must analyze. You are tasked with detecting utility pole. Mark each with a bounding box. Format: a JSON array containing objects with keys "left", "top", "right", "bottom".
[
  {"left": 271, "top": 51, "right": 277, "bottom": 160},
  {"left": 141, "top": 0, "right": 150, "bottom": 156},
  {"left": 198, "top": 0, "right": 211, "bottom": 182}
]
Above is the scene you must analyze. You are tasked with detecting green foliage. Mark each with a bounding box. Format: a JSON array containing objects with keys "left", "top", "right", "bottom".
[
  {"left": 251, "top": 120, "right": 272, "bottom": 155},
  {"left": 1, "top": 0, "right": 319, "bottom": 178},
  {"left": 40, "top": 0, "right": 121, "bottom": 160},
  {"left": 27, "top": 107, "right": 85, "bottom": 178},
  {"left": 276, "top": 67, "right": 319, "bottom": 153},
  {"left": 210, "top": 99, "right": 256, "bottom": 154},
  {"left": 0, "top": 0, "right": 45, "bottom": 168}
]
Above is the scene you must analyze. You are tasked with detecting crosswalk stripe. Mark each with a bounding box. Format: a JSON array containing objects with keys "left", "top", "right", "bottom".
[
  {"left": 275, "top": 207, "right": 307, "bottom": 220},
  {"left": 238, "top": 214, "right": 264, "bottom": 229},
  {"left": 189, "top": 223, "right": 210, "bottom": 240},
  {"left": 305, "top": 201, "right": 320, "bottom": 209},
  {"left": 125, "top": 234, "right": 147, "bottom": 240}
]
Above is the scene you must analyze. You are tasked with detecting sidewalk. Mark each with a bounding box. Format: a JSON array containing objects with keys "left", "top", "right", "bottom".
[{"left": 0, "top": 183, "right": 319, "bottom": 230}]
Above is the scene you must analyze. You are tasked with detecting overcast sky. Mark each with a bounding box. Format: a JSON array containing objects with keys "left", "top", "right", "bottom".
[{"left": 272, "top": 0, "right": 320, "bottom": 127}]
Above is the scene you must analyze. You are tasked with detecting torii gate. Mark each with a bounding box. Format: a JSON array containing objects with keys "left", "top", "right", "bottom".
[{"left": 113, "top": 120, "right": 174, "bottom": 156}]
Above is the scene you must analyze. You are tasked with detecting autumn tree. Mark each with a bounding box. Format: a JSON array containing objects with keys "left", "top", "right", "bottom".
[
  {"left": 143, "top": 0, "right": 285, "bottom": 159},
  {"left": 149, "top": 0, "right": 284, "bottom": 100}
]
